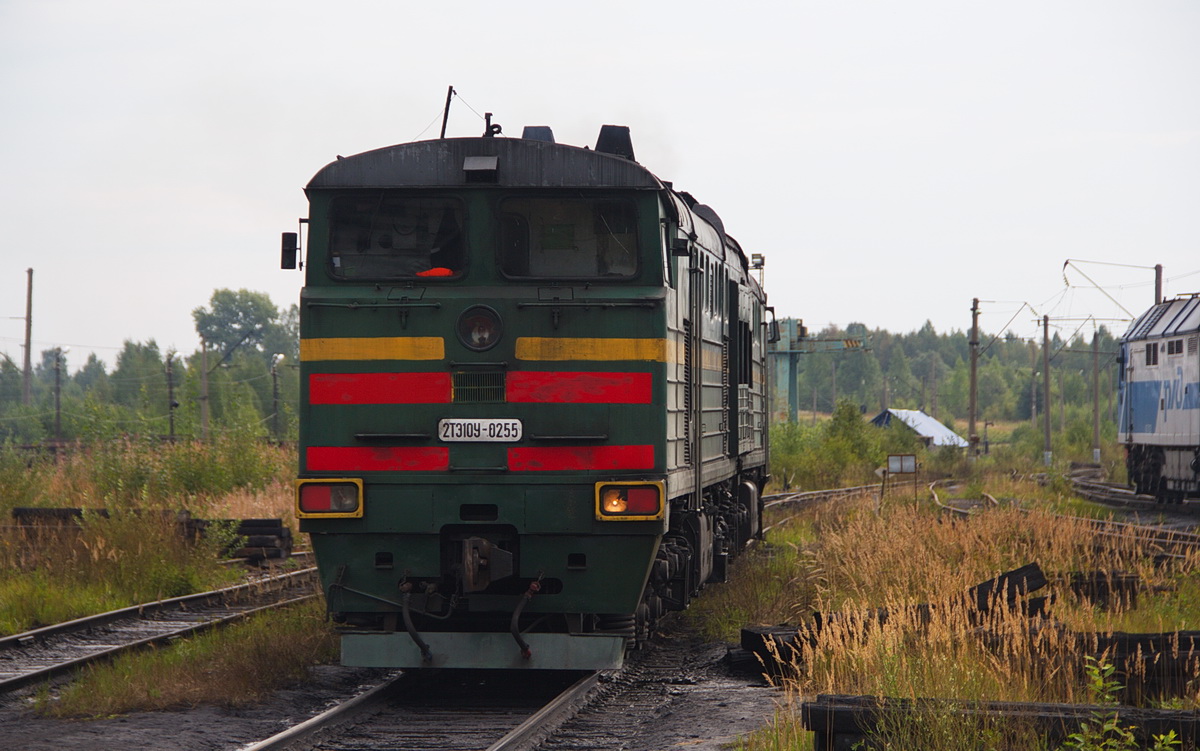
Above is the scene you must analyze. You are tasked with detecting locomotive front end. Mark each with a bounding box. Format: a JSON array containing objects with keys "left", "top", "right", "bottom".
[{"left": 290, "top": 133, "right": 672, "bottom": 669}]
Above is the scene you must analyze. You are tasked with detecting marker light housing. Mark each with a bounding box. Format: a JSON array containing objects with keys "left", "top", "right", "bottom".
[
  {"left": 296, "top": 479, "right": 364, "bottom": 519},
  {"left": 456, "top": 305, "right": 503, "bottom": 352},
  {"left": 594, "top": 481, "right": 664, "bottom": 521}
]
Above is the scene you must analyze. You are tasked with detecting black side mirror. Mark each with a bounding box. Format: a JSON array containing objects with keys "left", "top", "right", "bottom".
[
  {"left": 766, "top": 306, "right": 780, "bottom": 343},
  {"left": 281, "top": 232, "right": 298, "bottom": 270},
  {"left": 670, "top": 237, "right": 691, "bottom": 257}
]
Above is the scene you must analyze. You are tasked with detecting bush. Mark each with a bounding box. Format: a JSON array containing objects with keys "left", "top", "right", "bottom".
[{"left": 770, "top": 400, "right": 923, "bottom": 490}]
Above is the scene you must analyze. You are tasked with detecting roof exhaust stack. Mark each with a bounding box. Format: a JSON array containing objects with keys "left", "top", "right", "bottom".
[
  {"left": 521, "top": 126, "right": 555, "bottom": 143},
  {"left": 595, "top": 125, "right": 635, "bottom": 161}
]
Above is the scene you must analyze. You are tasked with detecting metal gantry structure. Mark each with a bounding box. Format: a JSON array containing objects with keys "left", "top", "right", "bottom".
[{"left": 768, "top": 318, "right": 868, "bottom": 421}]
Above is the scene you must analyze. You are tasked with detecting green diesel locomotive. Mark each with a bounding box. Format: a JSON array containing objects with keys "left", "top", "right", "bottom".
[{"left": 282, "top": 123, "right": 770, "bottom": 669}]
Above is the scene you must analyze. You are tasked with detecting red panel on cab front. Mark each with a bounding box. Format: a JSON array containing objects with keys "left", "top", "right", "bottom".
[
  {"left": 300, "top": 484, "right": 332, "bottom": 513},
  {"left": 626, "top": 487, "right": 660, "bottom": 514}
]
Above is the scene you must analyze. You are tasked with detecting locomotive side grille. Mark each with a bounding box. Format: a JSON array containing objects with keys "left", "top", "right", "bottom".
[
  {"left": 683, "top": 320, "right": 693, "bottom": 465},
  {"left": 721, "top": 337, "right": 730, "bottom": 456},
  {"left": 1190, "top": 335, "right": 1198, "bottom": 355},
  {"left": 453, "top": 371, "right": 506, "bottom": 403},
  {"left": 738, "top": 385, "right": 752, "bottom": 446}
]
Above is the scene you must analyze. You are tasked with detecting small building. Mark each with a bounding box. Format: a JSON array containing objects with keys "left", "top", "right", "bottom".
[{"left": 870, "top": 408, "right": 969, "bottom": 448}]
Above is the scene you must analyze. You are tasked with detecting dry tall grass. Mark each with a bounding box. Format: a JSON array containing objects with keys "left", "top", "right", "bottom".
[
  {"left": 0, "top": 440, "right": 298, "bottom": 634},
  {"left": 717, "top": 482, "right": 1200, "bottom": 750}
]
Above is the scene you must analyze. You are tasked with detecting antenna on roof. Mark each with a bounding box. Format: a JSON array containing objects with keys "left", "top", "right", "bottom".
[
  {"left": 439, "top": 85, "right": 455, "bottom": 139},
  {"left": 482, "top": 112, "right": 502, "bottom": 138}
]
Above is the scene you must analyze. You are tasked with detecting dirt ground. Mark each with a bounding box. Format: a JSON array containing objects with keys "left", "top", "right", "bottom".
[
  {"left": 0, "top": 625, "right": 781, "bottom": 751},
  {"left": 0, "top": 664, "right": 393, "bottom": 751}
]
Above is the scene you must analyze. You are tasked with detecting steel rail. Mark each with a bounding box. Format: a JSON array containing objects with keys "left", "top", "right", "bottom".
[
  {"left": 760, "top": 483, "right": 886, "bottom": 535},
  {"left": 0, "top": 567, "right": 316, "bottom": 650},
  {"left": 0, "top": 567, "right": 319, "bottom": 693},
  {"left": 762, "top": 483, "right": 882, "bottom": 509},
  {"left": 240, "top": 670, "right": 601, "bottom": 751},
  {"left": 485, "top": 671, "right": 601, "bottom": 751},
  {"left": 1071, "top": 477, "right": 1200, "bottom": 517},
  {"left": 934, "top": 483, "right": 1199, "bottom": 558},
  {"left": 240, "top": 673, "right": 404, "bottom": 751}
]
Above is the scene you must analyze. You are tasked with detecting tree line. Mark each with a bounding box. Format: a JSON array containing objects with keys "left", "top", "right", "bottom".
[
  {"left": 772, "top": 318, "right": 1123, "bottom": 457},
  {"left": 2, "top": 300, "right": 1127, "bottom": 462},
  {"left": 0, "top": 289, "right": 300, "bottom": 444}
]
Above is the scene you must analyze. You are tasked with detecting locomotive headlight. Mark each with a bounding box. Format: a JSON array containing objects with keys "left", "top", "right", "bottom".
[
  {"left": 296, "top": 479, "right": 364, "bottom": 519},
  {"left": 595, "top": 481, "right": 664, "bottom": 521},
  {"left": 456, "top": 305, "right": 503, "bottom": 352}
]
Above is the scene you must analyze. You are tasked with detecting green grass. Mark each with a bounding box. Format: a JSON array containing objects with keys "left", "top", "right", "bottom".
[
  {"left": 0, "top": 512, "right": 244, "bottom": 635},
  {"left": 36, "top": 598, "right": 337, "bottom": 717},
  {"left": 0, "top": 436, "right": 297, "bottom": 636}
]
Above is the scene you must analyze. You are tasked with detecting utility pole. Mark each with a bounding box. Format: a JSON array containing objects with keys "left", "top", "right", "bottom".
[
  {"left": 53, "top": 347, "right": 67, "bottom": 443},
  {"left": 22, "top": 268, "right": 32, "bottom": 405},
  {"left": 788, "top": 353, "right": 799, "bottom": 422},
  {"left": 271, "top": 354, "right": 283, "bottom": 442},
  {"left": 968, "top": 298, "right": 979, "bottom": 458},
  {"left": 1092, "top": 332, "right": 1101, "bottom": 463},
  {"left": 830, "top": 358, "right": 837, "bottom": 409},
  {"left": 1030, "top": 341, "right": 1038, "bottom": 428},
  {"left": 930, "top": 360, "right": 938, "bottom": 418},
  {"left": 166, "top": 351, "right": 177, "bottom": 441},
  {"left": 54, "top": 349, "right": 62, "bottom": 442},
  {"left": 1155, "top": 263, "right": 1163, "bottom": 305},
  {"left": 200, "top": 337, "right": 210, "bottom": 442},
  {"left": 1042, "top": 315, "right": 1052, "bottom": 466}
]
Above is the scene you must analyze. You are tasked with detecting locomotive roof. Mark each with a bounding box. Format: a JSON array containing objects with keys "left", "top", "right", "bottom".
[
  {"left": 305, "top": 132, "right": 764, "bottom": 297},
  {"left": 1122, "top": 295, "right": 1200, "bottom": 341},
  {"left": 307, "top": 137, "right": 665, "bottom": 191}
]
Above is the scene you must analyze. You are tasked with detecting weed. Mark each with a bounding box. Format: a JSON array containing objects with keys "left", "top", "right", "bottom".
[
  {"left": 1059, "top": 657, "right": 1180, "bottom": 751},
  {"left": 36, "top": 598, "right": 336, "bottom": 717}
]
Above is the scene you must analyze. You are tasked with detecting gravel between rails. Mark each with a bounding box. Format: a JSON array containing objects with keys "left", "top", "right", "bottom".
[{"left": 0, "top": 617, "right": 780, "bottom": 751}]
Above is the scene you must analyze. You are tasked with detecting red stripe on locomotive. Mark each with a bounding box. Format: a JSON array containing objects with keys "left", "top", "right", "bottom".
[
  {"left": 309, "top": 373, "right": 452, "bottom": 404},
  {"left": 507, "top": 445, "right": 654, "bottom": 471},
  {"left": 505, "top": 371, "right": 652, "bottom": 403},
  {"left": 307, "top": 446, "right": 450, "bottom": 472}
]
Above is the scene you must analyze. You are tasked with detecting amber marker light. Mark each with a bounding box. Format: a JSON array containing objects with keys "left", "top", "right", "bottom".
[
  {"left": 595, "top": 481, "right": 664, "bottom": 521},
  {"left": 296, "top": 479, "right": 364, "bottom": 519},
  {"left": 602, "top": 488, "right": 627, "bottom": 513}
]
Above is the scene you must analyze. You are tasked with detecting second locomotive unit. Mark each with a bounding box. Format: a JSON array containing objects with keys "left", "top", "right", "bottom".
[
  {"left": 282, "top": 121, "right": 770, "bottom": 669},
  {"left": 1119, "top": 294, "right": 1200, "bottom": 503}
]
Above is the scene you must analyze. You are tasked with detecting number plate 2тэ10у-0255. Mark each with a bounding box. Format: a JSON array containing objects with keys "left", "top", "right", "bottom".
[{"left": 438, "top": 418, "right": 523, "bottom": 442}]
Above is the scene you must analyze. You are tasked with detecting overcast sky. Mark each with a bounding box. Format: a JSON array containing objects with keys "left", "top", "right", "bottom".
[{"left": 1, "top": 0, "right": 1197, "bottom": 371}]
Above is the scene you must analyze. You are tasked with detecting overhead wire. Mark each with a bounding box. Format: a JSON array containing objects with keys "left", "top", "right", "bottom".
[
  {"left": 410, "top": 106, "right": 447, "bottom": 142},
  {"left": 451, "top": 90, "right": 488, "bottom": 122}
]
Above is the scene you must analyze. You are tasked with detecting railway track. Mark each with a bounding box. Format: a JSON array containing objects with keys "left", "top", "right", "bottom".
[
  {"left": 1071, "top": 477, "right": 1200, "bottom": 516},
  {"left": 931, "top": 482, "right": 1200, "bottom": 560},
  {"left": 761, "top": 483, "right": 885, "bottom": 533},
  {"left": 243, "top": 669, "right": 599, "bottom": 751},
  {"left": 0, "top": 566, "right": 319, "bottom": 694}
]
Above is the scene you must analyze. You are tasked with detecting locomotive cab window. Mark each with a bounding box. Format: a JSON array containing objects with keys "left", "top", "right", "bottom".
[
  {"left": 499, "top": 198, "right": 638, "bottom": 279},
  {"left": 328, "top": 194, "right": 465, "bottom": 280}
]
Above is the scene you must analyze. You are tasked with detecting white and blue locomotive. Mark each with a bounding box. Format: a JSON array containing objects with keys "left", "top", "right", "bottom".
[{"left": 1118, "top": 295, "right": 1200, "bottom": 502}]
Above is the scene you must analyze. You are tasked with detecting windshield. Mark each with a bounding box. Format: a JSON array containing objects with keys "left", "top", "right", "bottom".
[
  {"left": 499, "top": 198, "right": 639, "bottom": 279},
  {"left": 328, "top": 194, "right": 465, "bottom": 279}
]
